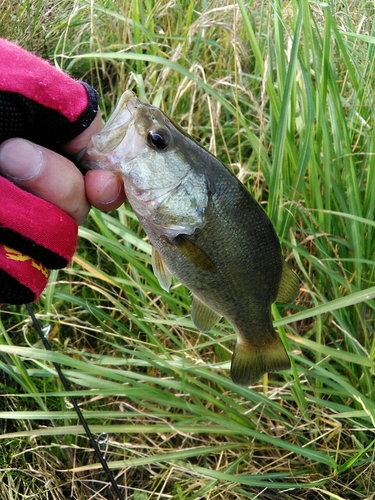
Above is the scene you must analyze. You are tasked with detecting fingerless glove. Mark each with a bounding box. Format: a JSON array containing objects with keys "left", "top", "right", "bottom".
[{"left": 0, "top": 39, "right": 99, "bottom": 304}]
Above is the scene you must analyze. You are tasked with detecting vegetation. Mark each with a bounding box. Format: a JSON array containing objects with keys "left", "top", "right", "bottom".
[{"left": 1, "top": 0, "right": 375, "bottom": 498}]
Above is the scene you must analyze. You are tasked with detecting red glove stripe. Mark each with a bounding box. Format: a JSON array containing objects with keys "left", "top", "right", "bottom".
[
  {"left": 0, "top": 243, "right": 48, "bottom": 304},
  {"left": 0, "top": 177, "right": 78, "bottom": 268},
  {"left": 0, "top": 39, "right": 89, "bottom": 122}
]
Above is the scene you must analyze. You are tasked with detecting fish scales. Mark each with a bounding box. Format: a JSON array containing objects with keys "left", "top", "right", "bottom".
[{"left": 81, "top": 91, "right": 300, "bottom": 386}]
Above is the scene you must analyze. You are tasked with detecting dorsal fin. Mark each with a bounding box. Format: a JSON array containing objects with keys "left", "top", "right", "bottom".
[{"left": 275, "top": 260, "right": 300, "bottom": 303}]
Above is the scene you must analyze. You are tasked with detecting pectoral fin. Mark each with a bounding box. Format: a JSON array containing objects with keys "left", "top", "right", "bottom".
[
  {"left": 191, "top": 295, "right": 222, "bottom": 332},
  {"left": 172, "top": 235, "right": 215, "bottom": 272},
  {"left": 275, "top": 260, "right": 300, "bottom": 303},
  {"left": 152, "top": 247, "right": 172, "bottom": 291}
]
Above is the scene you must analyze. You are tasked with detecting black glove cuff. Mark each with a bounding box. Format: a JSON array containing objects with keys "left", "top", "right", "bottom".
[{"left": 0, "top": 82, "right": 99, "bottom": 149}]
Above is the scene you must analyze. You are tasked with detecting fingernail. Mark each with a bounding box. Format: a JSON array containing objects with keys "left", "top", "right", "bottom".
[
  {"left": 97, "top": 174, "right": 122, "bottom": 205},
  {"left": 0, "top": 139, "right": 43, "bottom": 181}
]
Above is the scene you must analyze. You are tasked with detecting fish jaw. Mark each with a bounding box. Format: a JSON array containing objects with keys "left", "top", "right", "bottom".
[{"left": 81, "top": 91, "right": 145, "bottom": 170}]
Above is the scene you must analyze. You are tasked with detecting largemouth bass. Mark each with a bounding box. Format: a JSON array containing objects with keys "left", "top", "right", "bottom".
[{"left": 82, "top": 91, "right": 299, "bottom": 386}]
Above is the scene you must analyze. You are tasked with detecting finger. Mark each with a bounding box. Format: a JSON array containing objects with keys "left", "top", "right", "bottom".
[
  {"left": 64, "top": 113, "right": 126, "bottom": 210},
  {"left": 0, "top": 138, "right": 89, "bottom": 225},
  {"left": 85, "top": 170, "right": 126, "bottom": 211},
  {"left": 63, "top": 113, "right": 103, "bottom": 156}
]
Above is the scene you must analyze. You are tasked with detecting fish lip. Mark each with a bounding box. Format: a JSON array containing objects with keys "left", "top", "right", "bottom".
[
  {"left": 104, "top": 90, "right": 139, "bottom": 126},
  {"left": 80, "top": 91, "right": 142, "bottom": 168}
]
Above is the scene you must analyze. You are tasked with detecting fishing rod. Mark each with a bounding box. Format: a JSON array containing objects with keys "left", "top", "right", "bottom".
[{"left": 26, "top": 304, "right": 125, "bottom": 500}]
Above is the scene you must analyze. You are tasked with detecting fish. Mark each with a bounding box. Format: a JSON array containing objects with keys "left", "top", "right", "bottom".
[{"left": 81, "top": 90, "right": 300, "bottom": 386}]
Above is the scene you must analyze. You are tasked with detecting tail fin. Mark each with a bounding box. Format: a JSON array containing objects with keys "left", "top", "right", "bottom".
[{"left": 230, "top": 334, "right": 290, "bottom": 386}]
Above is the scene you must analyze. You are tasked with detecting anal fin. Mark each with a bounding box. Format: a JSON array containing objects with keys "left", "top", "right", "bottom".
[{"left": 191, "top": 294, "right": 222, "bottom": 332}]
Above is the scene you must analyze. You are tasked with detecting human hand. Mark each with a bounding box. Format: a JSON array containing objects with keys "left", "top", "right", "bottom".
[
  {"left": 0, "top": 38, "right": 125, "bottom": 304},
  {"left": 0, "top": 114, "right": 125, "bottom": 225}
]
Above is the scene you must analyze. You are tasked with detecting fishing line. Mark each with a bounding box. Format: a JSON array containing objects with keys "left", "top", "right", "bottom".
[{"left": 26, "top": 303, "right": 125, "bottom": 500}]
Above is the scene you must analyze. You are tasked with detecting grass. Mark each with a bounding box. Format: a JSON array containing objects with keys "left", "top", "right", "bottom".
[{"left": 1, "top": 0, "right": 375, "bottom": 498}]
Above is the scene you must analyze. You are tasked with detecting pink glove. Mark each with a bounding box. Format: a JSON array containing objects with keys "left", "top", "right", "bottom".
[{"left": 0, "top": 39, "right": 99, "bottom": 304}]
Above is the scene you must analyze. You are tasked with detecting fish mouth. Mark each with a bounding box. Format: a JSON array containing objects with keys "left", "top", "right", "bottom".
[
  {"left": 91, "top": 91, "right": 139, "bottom": 154},
  {"left": 102, "top": 91, "right": 138, "bottom": 132},
  {"left": 79, "top": 91, "right": 141, "bottom": 169}
]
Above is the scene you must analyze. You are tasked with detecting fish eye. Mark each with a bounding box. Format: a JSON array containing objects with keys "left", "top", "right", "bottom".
[{"left": 147, "top": 129, "right": 169, "bottom": 150}]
